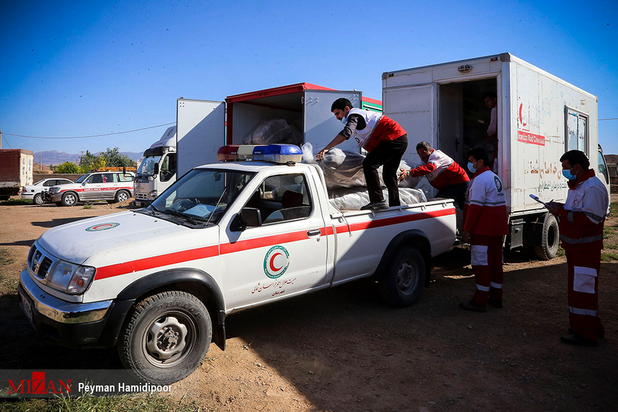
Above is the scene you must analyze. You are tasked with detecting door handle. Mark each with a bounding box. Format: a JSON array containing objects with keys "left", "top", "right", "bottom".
[{"left": 306, "top": 229, "right": 321, "bottom": 237}]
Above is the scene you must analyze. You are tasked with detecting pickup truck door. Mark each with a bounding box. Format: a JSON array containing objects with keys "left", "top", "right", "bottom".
[{"left": 221, "top": 172, "right": 329, "bottom": 310}]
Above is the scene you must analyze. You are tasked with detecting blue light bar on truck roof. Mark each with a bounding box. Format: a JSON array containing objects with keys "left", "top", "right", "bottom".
[{"left": 217, "top": 144, "right": 303, "bottom": 164}]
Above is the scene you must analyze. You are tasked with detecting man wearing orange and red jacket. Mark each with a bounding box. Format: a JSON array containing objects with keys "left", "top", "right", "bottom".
[
  {"left": 546, "top": 150, "right": 609, "bottom": 346},
  {"left": 316, "top": 98, "right": 408, "bottom": 211},
  {"left": 460, "top": 147, "right": 509, "bottom": 312},
  {"left": 398, "top": 141, "right": 470, "bottom": 209}
]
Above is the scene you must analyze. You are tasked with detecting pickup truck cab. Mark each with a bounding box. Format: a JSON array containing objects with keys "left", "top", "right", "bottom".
[{"left": 18, "top": 145, "right": 456, "bottom": 384}]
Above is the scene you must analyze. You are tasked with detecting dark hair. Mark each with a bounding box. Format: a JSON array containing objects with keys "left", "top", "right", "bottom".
[
  {"left": 467, "top": 147, "right": 489, "bottom": 166},
  {"left": 416, "top": 141, "right": 432, "bottom": 151},
  {"left": 560, "top": 150, "right": 590, "bottom": 170},
  {"left": 482, "top": 91, "right": 497, "bottom": 100},
  {"left": 331, "top": 98, "right": 353, "bottom": 112}
]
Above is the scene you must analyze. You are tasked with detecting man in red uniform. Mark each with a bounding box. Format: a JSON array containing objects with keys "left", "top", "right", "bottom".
[
  {"left": 316, "top": 98, "right": 408, "bottom": 211},
  {"left": 398, "top": 141, "right": 470, "bottom": 209},
  {"left": 546, "top": 150, "right": 609, "bottom": 346},
  {"left": 460, "top": 147, "right": 508, "bottom": 312}
]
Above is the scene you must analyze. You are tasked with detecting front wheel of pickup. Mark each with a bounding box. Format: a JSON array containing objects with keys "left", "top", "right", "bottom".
[
  {"left": 379, "top": 246, "right": 426, "bottom": 308},
  {"left": 118, "top": 291, "right": 212, "bottom": 385}
]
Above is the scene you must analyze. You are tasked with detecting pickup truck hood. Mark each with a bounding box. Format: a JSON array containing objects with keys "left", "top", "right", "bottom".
[{"left": 37, "top": 211, "right": 217, "bottom": 266}]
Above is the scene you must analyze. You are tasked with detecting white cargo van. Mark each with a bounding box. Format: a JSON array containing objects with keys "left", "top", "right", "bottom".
[{"left": 382, "top": 52, "right": 611, "bottom": 259}]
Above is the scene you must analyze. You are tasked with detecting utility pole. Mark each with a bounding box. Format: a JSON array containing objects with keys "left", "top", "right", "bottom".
[{"left": 0, "top": 130, "right": 2, "bottom": 149}]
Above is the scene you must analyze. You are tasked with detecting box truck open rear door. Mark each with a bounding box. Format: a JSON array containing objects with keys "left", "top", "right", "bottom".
[{"left": 177, "top": 98, "right": 225, "bottom": 177}]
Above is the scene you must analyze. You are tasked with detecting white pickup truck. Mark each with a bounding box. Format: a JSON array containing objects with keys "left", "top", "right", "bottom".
[{"left": 18, "top": 146, "right": 456, "bottom": 384}]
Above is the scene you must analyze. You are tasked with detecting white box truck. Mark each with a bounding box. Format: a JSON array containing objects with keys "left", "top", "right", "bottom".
[
  {"left": 382, "top": 52, "right": 611, "bottom": 259},
  {"left": 176, "top": 83, "right": 383, "bottom": 177},
  {"left": 0, "top": 149, "right": 33, "bottom": 200},
  {"left": 133, "top": 126, "right": 177, "bottom": 207}
]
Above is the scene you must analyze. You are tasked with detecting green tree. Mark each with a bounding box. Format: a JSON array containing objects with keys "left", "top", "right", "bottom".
[
  {"left": 100, "top": 147, "right": 135, "bottom": 168},
  {"left": 79, "top": 150, "right": 105, "bottom": 173},
  {"left": 57, "top": 162, "right": 81, "bottom": 173}
]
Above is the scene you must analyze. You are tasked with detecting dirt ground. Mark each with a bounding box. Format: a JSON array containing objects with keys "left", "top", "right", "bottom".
[{"left": 1, "top": 198, "right": 617, "bottom": 411}]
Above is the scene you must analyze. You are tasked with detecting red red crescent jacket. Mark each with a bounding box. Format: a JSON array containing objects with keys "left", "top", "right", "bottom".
[
  {"left": 409, "top": 150, "right": 470, "bottom": 189},
  {"left": 463, "top": 166, "right": 508, "bottom": 236},
  {"left": 364, "top": 116, "right": 407, "bottom": 152},
  {"left": 558, "top": 169, "right": 609, "bottom": 251}
]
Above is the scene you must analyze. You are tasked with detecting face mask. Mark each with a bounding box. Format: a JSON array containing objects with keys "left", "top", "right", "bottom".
[
  {"left": 467, "top": 162, "right": 477, "bottom": 174},
  {"left": 341, "top": 116, "right": 348, "bottom": 125},
  {"left": 562, "top": 169, "right": 576, "bottom": 180}
]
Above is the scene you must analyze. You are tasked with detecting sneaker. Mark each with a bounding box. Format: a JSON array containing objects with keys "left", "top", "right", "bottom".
[
  {"left": 361, "top": 201, "right": 388, "bottom": 211},
  {"left": 560, "top": 334, "right": 597, "bottom": 347},
  {"left": 459, "top": 301, "right": 487, "bottom": 313},
  {"left": 487, "top": 298, "right": 503, "bottom": 308}
]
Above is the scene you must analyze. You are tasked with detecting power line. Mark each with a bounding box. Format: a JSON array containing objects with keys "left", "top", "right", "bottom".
[
  {"left": 599, "top": 118, "right": 618, "bottom": 121},
  {"left": 2, "top": 122, "right": 175, "bottom": 140}
]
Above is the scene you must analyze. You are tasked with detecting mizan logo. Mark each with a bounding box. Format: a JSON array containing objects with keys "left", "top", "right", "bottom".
[
  {"left": 86, "top": 223, "right": 120, "bottom": 232},
  {"left": 263, "top": 245, "right": 290, "bottom": 279}
]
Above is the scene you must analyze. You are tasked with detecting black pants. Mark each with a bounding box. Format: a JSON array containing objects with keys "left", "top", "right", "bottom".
[
  {"left": 363, "top": 134, "right": 408, "bottom": 206},
  {"left": 436, "top": 181, "right": 469, "bottom": 210}
]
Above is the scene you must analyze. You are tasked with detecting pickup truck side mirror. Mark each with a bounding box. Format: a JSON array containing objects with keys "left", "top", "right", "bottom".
[
  {"left": 231, "top": 208, "right": 262, "bottom": 231},
  {"left": 153, "top": 163, "right": 159, "bottom": 176}
]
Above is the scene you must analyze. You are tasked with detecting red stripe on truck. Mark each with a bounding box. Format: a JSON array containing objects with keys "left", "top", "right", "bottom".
[{"left": 94, "top": 208, "right": 454, "bottom": 281}]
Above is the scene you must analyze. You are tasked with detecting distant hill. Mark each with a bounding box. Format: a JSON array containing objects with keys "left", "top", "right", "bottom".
[{"left": 33, "top": 150, "right": 143, "bottom": 166}]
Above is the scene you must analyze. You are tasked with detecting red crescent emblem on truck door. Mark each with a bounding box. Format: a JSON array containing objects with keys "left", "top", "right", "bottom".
[
  {"left": 269, "top": 252, "right": 283, "bottom": 271},
  {"left": 264, "top": 246, "right": 289, "bottom": 279}
]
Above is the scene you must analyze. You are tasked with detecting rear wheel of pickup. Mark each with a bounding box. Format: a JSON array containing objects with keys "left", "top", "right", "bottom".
[
  {"left": 118, "top": 291, "right": 212, "bottom": 385},
  {"left": 379, "top": 246, "right": 426, "bottom": 307},
  {"left": 61, "top": 192, "right": 78, "bottom": 206}
]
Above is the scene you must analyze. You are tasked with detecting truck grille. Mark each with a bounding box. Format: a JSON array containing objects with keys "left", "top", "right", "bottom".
[{"left": 27, "top": 244, "right": 56, "bottom": 280}]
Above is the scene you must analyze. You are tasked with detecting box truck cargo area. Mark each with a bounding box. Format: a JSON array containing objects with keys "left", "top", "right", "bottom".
[
  {"left": 176, "top": 83, "right": 383, "bottom": 177},
  {"left": 383, "top": 53, "right": 611, "bottom": 260}
]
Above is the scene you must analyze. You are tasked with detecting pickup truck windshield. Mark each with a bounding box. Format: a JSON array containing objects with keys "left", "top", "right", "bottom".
[{"left": 151, "top": 169, "right": 255, "bottom": 224}]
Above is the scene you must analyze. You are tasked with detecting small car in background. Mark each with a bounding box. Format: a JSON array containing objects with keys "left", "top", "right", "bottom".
[
  {"left": 21, "top": 178, "right": 74, "bottom": 205},
  {"left": 49, "top": 171, "right": 135, "bottom": 206}
]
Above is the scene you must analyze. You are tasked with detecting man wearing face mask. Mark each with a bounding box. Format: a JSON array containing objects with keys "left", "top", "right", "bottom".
[
  {"left": 545, "top": 150, "right": 609, "bottom": 346},
  {"left": 460, "top": 147, "right": 508, "bottom": 312},
  {"left": 315, "top": 98, "right": 408, "bottom": 211}
]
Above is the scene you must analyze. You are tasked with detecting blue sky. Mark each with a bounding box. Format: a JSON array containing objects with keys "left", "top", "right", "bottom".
[{"left": 1, "top": 0, "right": 617, "bottom": 158}]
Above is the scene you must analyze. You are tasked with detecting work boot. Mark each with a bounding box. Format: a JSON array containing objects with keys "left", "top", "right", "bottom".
[
  {"left": 361, "top": 200, "right": 388, "bottom": 211},
  {"left": 560, "top": 334, "right": 597, "bottom": 347},
  {"left": 459, "top": 301, "right": 487, "bottom": 313},
  {"left": 487, "top": 298, "right": 503, "bottom": 308}
]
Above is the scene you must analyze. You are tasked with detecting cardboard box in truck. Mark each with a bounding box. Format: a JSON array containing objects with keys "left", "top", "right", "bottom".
[
  {"left": 382, "top": 52, "right": 611, "bottom": 259},
  {"left": 176, "top": 83, "right": 382, "bottom": 176},
  {"left": 0, "top": 149, "right": 34, "bottom": 200}
]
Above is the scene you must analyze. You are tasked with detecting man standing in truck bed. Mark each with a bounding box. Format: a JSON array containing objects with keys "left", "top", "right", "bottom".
[
  {"left": 546, "top": 150, "right": 609, "bottom": 346},
  {"left": 315, "top": 98, "right": 408, "bottom": 211},
  {"left": 398, "top": 141, "right": 470, "bottom": 209}
]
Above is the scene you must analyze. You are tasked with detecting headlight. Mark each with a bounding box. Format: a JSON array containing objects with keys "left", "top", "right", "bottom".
[
  {"left": 47, "top": 261, "right": 96, "bottom": 294},
  {"left": 148, "top": 190, "right": 158, "bottom": 199}
]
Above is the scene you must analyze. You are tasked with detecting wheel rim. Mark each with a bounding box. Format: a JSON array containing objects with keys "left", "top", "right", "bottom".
[
  {"left": 118, "top": 192, "right": 128, "bottom": 202},
  {"left": 34, "top": 194, "right": 43, "bottom": 205},
  {"left": 64, "top": 193, "right": 76, "bottom": 205},
  {"left": 397, "top": 260, "right": 420, "bottom": 296},
  {"left": 143, "top": 312, "right": 196, "bottom": 367}
]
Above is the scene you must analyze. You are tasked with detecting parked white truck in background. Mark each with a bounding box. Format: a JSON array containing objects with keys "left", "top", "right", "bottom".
[
  {"left": 383, "top": 52, "right": 611, "bottom": 259},
  {"left": 0, "top": 149, "right": 33, "bottom": 201},
  {"left": 18, "top": 146, "right": 456, "bottom": 384},
  {"left": 133, "top": 126, "right": 177, "bottom": 207}
]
